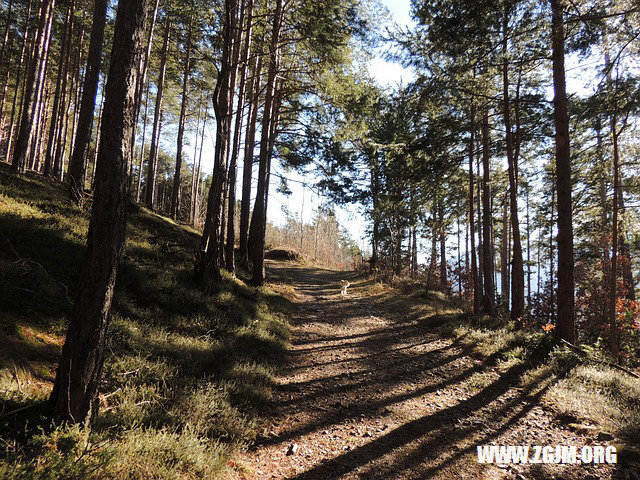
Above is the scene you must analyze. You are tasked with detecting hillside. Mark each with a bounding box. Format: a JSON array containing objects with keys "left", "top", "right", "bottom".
[
  {"left": 224, "top": 271, "right": 640, "bottom": 480},
  {"left": 0, "top": 165, "right": 291, "bottom": 479},
  {"left": 1, "top": 167, "right": 639, "bottom": 478}
]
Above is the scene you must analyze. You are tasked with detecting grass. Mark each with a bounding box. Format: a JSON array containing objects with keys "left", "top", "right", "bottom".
[
  {"left": 446, "top": 315, "right": 640, "bottom": 468},
  {"left": 0, "top": 164, "right": 292, "bottom": 479},
  {"left": 360, "top": 275, "right": 640, "bottom": 472}
]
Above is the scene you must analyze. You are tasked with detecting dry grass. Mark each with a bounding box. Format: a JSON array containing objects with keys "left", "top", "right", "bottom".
[
  {"left": 448, "top": 314, "right": 640, "bottom": 460},
  {"left": 0, "top": 165, "right": 292, "bottom": 479}
]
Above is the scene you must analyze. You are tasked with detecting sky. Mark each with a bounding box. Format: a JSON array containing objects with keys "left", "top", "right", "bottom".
[
  {"left": 174, "top": 0, "right": 417, "bottom": 257},
  {"left": 260, "top": 0, "right": 415, "bottom": 254},
  {"left": 187, "top": 0, "right": 603, "bottom": 264},
  {"left": 173, "top": 0, "right": 615, "bottom": 289}
]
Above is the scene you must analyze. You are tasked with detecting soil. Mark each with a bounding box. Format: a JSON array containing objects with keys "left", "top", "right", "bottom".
[{"left": 226, "top": 262, "right": 618, "bottom": 480}]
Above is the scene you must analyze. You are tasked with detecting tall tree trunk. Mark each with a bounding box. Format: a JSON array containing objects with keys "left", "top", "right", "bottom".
[
  {"left": 32, "top": 81, "right": 53, "bottom": 171},
  {"left": 502, "top": 11, "right": 525, "bottom": 323},
  {"left": 249, "top": 0, "right": 282, "bottom": 286},
  {"left": 195, "top": 0, "right": 239, "bottom": 289},
  {"left": 52, "top": 19, "right": 77, "bottom": 180},
  {"left": 501, "top": 193, "right": 510, "bottom": 307},
  {"left": 468, "top": 108, "right": 480, "bottom": 314},
  {"left": 218, "top": 0, "right": 246, "bottom": 268},
  {"left": 476, "top": 148, "right": 484, "bottom": 305},
  {"left": 69, "top": 28, "right": 86, "bottom": 172},
  {"left": 618, "top": 191, "right": 634, "bottom": 300},
  {"left": 189, "top": 96, "right": 202, "bottom": 223},
  {"left": 5, "top": 0, "right": 33, "bottom": 162},
  {"left": 170, "top": 20, "right": 193, "bottom": 220},
  {"left": 192, "top": 105, "right": 207, "bottom": 225},
  {"left": 596, "top": 122, "right": 610, "bottom": 321},
  {"left": 135, "top": 77, "right": 150, "bottom": 202},
  {"left": 456, "top": 203, "right": 461, "bottom": 291},
  {"left": 370, "top": 153, "right": 381, "bottom": 272},
  {"left": 412, "top": 224, "right": 418, "bottom": 274},
  {"left": 44, "top": 0, "right": 74, "bottom": 176},
  {"left": 11, "top": 0, "right": 55, "bottom": 172},
  {"left": 481, "top": 109, "right": 495, "bottom": 315},
  {"left": 49, "top": 0, "right": 149, "bottom": 424},
  {"left": 90, "top": 84, "right": 105, "bottom": 188},
  {"left": 525, "top": 183, "right": 531, "bottom": 307},
  {"left": 609, "top": 117, "right": 621, "bottom": 360},
  {"left": 129, "top": 0, "right": 160, "bottom": 183},
  {"left": 15, "top": 3, "right": 39, "bottom": 151},
  {"left": 465, "top": 209, "right": 469, "bottom": 288},
  {"left": 439, "top": 202, "right": 447, "bottom": 290},
  {"left": 603, "top": 46, "right": 635, "bottom": 304},
  {"left": 28, "top": 0, "right": 55, "bottom": 170},
  {"left": 239, "top": 54, "right": 262, "bottom": 267},
  {"left": 549, "top": 186, "right": 555, "bottom": 322},
  {"left": 0, "top": 0, "right": 15, "bottom": 146},
  {"left": 68, "top": 0, "right": 108, "bottom": 203},
  {"left": 394, "top": 224, "right": 403, "bottom": 276},
  {"left": 427, "top": 208, "right": 437, "bottom": 288},
  {"left": 144, "top": 15, "right": 170, "bottom": 210},
  {"left": 226, "top": 0, "right": 254, "bottom": 273},
  {"left": 28, "top": 56, "right": 51, "bottom": 171},
  {"left": 551, "top": 0, "right": 575, "bottom": 343}
]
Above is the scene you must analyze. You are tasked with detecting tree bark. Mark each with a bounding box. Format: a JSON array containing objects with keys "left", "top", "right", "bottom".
[
  {"left": 5, "top": 0, "right": 33, "bottom": 162},
  {"left": 609, "top": 117, "right": 620, "bottom": 360},
  {"left": 501, "top": 193, "right": 510, "bottom": 307},
  {"left": 551, "top": 0, "right": 575, "bottom": 344},
  {"left": 250, "top": 0, "right": 283, "bottom": 286},
  {"left": 29, "top": 0, "right": 55, "bottom": 171},
  {"left": 189, "top": 96, "right": 202, "bottom": 223},
  {"left": 239, "top": 54, "right": 262, "bottom": 267},
  {"left": 618, "top": 191, "right": 634, "bottom": 300},
  {"left": 525, "top": 182, "right": 531, "bottom": 307},
  {"left": 192, "top": 105, "right": 207, "bottom": 225},
  {"left": 170, "top": 20, "right": 193, "bottom": 220},
  {"left": 476, "top": 143, "right": 484, "bottom": 307},
  {"left": 28, "top": 51, "right": 51, "bottom": 171},
  {"left": 129, "top": 0, "right": 160, "bottom": 183},
  {"left": 11, "top": 0, "right": 56, "bottom": 172},
  {"left": 549, "top": 186, "right": 555, "bottom": 322},
  {"left": 68, "top": 0, "right": 108, "bottom": 203},
  {"left": 49, "top": 0, "right": 149, "bottom": 424},
  {"left": 135, "top": 77, "right": 150, "bottom": 202},
  {"left": 0, "top": 0, "right": 15, "bottom": 146},
  {"left": 439, "top": 202, "right": 447, "bottom": 290},
  {"left": 43, "top": 0, "right": 73, "bottom": 176},
  {"left": 596, "top": 121, "right": 610, "bottom": 321},
  {"left": 52, "top": 20, "right": 77, "bottom": 180},
  {"left": 195, "top": 0, "right": 239, "bottom": 289},
  {"left": 468, "top": 108, "right": 480, "bottom": 314},
  {"left": 481, "top": 109, "right": 495, "bottom": 315},
  {"left": 502, "top": 11, "right": 525, "bottom": 323},
  {"left": 603, "top": 45, "right": 635, "bottom": 304},
  {"left": 226, "top": 0, "right": 254, "bottom": 273},
  {"left": 144, "top": 15, "right": 170, "bottom": 210},
  {"left": 68, "top": 28, "right": 87, "bottom": 173}
]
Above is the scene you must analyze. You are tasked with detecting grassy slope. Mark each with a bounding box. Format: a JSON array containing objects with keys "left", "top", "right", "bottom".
[
  {"left": 0, "top": 164, "right": 292, "bottom": 479},
  {"left": 444, "top": 315, "right": 640, "bottom": 470},
  {"left": 370, "top": 277, "right": 640, "bottom": 471}
]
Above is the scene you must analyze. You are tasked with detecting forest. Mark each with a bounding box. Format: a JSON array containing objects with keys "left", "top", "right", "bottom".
[{"left": 1, "top": 0, "right": 640, "bottom": 478}]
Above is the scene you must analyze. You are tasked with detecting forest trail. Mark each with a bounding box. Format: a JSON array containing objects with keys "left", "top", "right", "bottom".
[{"left": 227, "top": 262, "right": 615, "bottom": 480}]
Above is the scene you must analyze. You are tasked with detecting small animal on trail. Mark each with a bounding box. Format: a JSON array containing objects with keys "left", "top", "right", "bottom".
[{"left": 340, "top": 280, "right": 351, "bottom": 297}]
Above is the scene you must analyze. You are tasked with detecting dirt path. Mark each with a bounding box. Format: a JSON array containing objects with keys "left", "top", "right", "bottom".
[{"left": 227, "top": 262, "right": 614, "bottom": 480}]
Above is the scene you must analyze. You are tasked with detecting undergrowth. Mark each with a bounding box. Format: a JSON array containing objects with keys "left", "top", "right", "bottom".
[
  {"left": 0, "top": 165, "right": 292, "bottom": 479},
  {"left": 447, "top": 314, "right": 640, "bottom": 468}
]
